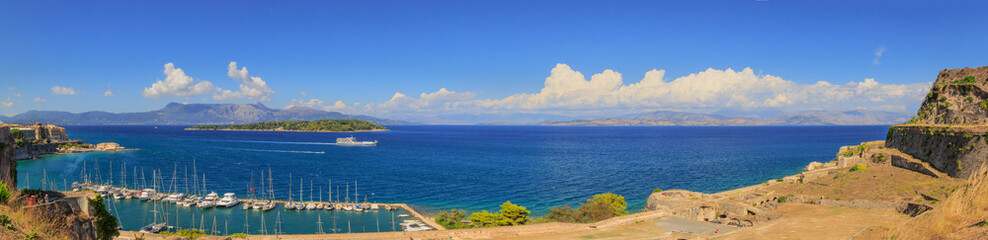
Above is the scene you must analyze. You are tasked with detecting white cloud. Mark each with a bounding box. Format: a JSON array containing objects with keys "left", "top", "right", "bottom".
[
  {"left": 6, "top": 87, "right": 12, "bottom": 91},
  {"left": 300, "top": 91, "right": 307, "bottom": 97},
  {"left": 0, "top": 97, "right": 11, "bottom": 107},
  {"left": 13, "top": 93, "right": 21, "bottom": 97},
  {"left": 51, "top": 86, "right": 77, "bottom": 95},
  {"left": 142, "top": 63, "right": 214, "bottom": 98},
  {"left": 331, "top": 64, "right": 929, "bottom": 119},
  {"left": 33, "top": 97, "right": 46, "bottom": 102},
  {"left": 213, "top": 62, "right": 274, "bottom": 101},
  {"left": 289, "top": 98, "right": 350, "bottom": 111},
  {"left": 104, "top": 84, "right": 114, "bottom": 97},
  {"left": 873, "top": 46, "right": 886, "bottom": 65}
]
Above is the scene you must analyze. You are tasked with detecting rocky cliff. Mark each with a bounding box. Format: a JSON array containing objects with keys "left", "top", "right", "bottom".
[
  {"left": 911, "top": 66, "right": 988, "bottom": 124},
  {"left": 886, "top": 66, "right": 988, "bottom": 178}
]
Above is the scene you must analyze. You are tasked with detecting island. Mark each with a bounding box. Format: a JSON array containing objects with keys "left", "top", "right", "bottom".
[{"left": 185, "top": 119, "right": 389, "bottom": 132}]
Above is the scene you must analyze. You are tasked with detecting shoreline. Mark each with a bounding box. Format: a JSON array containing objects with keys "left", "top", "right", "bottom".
[{"left": 183, "top": 128, "right": 389, "bottom": 133}]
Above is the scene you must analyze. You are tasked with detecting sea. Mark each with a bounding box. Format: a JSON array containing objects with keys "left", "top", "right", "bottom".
[{"left": 15, "top": 125, "right": 890, "bottom": 235}]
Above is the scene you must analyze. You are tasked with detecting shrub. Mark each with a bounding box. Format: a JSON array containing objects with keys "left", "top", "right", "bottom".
[
  {"left": 89, "top": 195, "right": 119, "bottom": 240},
  {"left": 545, "top": 205, "right": 580, "bottom": 223},
  {"left": 777, "top": 196, "right": 788, "bottom": 203},
  {"left": 966, "top": 96, "right": 976, "bottom": 102},
  {"left": 586, "top": 193, "right": 628, "bottom": 216},
  {"left": 850, "top": 164, "right": 868, "bottom": 172},
  {"left": 21, "top": 229, "right": 39, "bottom": 240},
  {"left": 468, "top": 210, "right": 510, "bottom": 227},
  {"left": 498, "top": 201, "right": 530, "bottom": 226},
  {"left": 228, "top": 233, "right": 248, "bottom": 238},
  {"left": 435, "top": 209, "right": 471, "bottom": 229},
  {"left": 0, "top": 182, "right": 9, "bottom": 204},
  {"left": 160, "top": 229, "right": 208, "bottom": 239},
  {"left": 577, "top": 200, "right": 620, "bottom": 222},
  {"left": 652, "top": 188, "right": 663, "bottom": 193},
  {"left": 871, "top": 153, "right": 888, "bottom": 164},
  {"left": 0, "top": 214, "right": 11, "bottom": 229},
  {"left": 980, "top": 101, "right": 988, "bottom": 111}
]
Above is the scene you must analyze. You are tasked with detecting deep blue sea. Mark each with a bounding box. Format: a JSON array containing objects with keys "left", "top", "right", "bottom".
[{"left": 15, "top": 125, "right": 890, "bottom": 234}]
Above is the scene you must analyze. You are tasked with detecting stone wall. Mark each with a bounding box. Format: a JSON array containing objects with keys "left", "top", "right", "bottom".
[{"left": 885, "top": 125, "right": 988, "bottom": 178}]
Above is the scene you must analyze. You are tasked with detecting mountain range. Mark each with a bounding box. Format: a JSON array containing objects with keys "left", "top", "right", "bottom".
[
  {"left": 0, "top": 102, "right": 410, "bottom": 125},
  {"left": 541, "top": 110, "right": 910, "bottom": 126}
]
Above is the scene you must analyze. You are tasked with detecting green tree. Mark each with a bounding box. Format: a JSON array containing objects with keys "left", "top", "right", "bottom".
[
  {"left": 498, "top": 201, "right": 530, "bottom": 225},
  {"left": 468, "top": 210, "right": 510, "bottom": 227},
  {"left": 545, "top": 205, "right": 580, "bottom": 223},
  {"left": 586, "top": 193, "right": 627, "bottom": 215},
  {"left": 577, "top": 200, "right": 619, "bottom": 222},
  {"left": 89, "top": 195, "right": 119, "bottom": 240},
  {"left": 435, "top": 209, "right": 471, "bottom": 229}
]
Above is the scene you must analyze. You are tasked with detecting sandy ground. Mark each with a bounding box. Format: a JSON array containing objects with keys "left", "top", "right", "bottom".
[{"left": 714, "top": 203, "right": 907, "bottom": 240}]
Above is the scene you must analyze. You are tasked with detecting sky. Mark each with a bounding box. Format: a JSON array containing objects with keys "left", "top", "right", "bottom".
[{"left": 1, "top": 0, "right": 986, "bottom": 122}]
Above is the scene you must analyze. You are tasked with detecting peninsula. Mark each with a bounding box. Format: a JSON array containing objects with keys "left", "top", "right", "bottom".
[{"left": 186, "top": 119, "right": 389, "bottom": 132}]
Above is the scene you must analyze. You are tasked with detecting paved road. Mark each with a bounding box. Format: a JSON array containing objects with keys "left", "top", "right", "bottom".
[{"left": 655, "top": 217, "right": 737, "bottom": 236}]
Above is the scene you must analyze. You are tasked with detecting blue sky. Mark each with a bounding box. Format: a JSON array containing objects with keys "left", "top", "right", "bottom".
[{"left": 1, "top": 0, "right": 986, "bottom": 122}]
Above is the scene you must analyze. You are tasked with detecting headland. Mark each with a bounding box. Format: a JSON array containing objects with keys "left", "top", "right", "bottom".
[{"left": 185, "top": 119, "right": 389, "bottom": 133}]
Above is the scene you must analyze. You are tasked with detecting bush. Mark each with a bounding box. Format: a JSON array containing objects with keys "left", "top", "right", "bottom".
[
  {"left": 871, "top": 153, "right": 888, "bottom": 164},
  {"left": 586, "top": 193, "right": 627, "bottom": 216},
  {"left": 652, "top": 188, "right": 663, "bottom": 193},
  {"left": 499, "top": 201, "right": 530, "bottom": 226},
  {"left": 777, "top": 196, "right": 788, "bottom": 203},
  {"left": 0, "top": 214, "right": 11, "bottom": 229},
  {"left": 850, "top": 164, "right": 868, "bottom": 172},
  {"left": 466, "top": 201, "right": 530, "bottom": 227},
  {"left": 435, "top": 209, "right": 471, "bottom": 229},
  {"left": 468, "top": 210, "right": 510, "bottom": 227},
  {"left": 980, "top": 101, "right": 988, "bottom": 111},
  {"left": 544, "top": 193, "right": 628, "bottom": 223},
  {"left": 160, "top": 229, "right": 208, "bottom": 239},
  {"left": 0, "top": 182, "right": 9, "bottom": 204},
  {"left": 228, "top": 233, "right": 248, "bottom": 239},
  {"left": 89, "top": 195, "right": 119, "bottom": 240}
]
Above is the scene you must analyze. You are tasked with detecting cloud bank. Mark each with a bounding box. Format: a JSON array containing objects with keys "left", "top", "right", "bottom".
[{"left": 295, "top": 64, "right": 929, "bottom": 119}]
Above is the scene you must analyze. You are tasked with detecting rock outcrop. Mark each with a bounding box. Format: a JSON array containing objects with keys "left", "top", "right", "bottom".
[
  {"left": 0, "top": 126, "right": 15, "bottom": 189},
  {"left": 885, "top": 66, "right": 988, "bottom": 178}
]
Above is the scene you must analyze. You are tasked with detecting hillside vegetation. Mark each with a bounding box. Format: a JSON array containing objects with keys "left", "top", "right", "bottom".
[{"left": 187, "top": 119, "right": 388, "bottom": 132}]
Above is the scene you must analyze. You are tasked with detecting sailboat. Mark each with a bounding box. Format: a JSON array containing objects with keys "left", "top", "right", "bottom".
[
  {"left": 262, "top": 168, "right": 276, "bottom": 211},
  {"left": 305, "top": 180, "right": 316, "bottom": 210},
  {"left": 286, "top": 173, "right": 296, "bottom": 210},
  {"left": 140, "top": 170, "right": 166, "bottom": 233},
  {"left": 295, "top": 178, "right": 305, "bottom": 210}
]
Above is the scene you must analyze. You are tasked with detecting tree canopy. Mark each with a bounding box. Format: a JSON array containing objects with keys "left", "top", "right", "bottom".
[{"left": 187, "top": 119, "right": 387, "bottom": 132}]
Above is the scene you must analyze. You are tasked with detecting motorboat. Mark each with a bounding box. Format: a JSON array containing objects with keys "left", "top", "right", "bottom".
[
  {"left": 138, "top": 189, "right": 156, "bottom": 201},
  {"left": 262, "top": 201, "right": 276, "bottom": 211},
  {"left": 216, "top": 193, "right": 240, "bottom": 208},
  {"left": 197, "top": 192, "right": 219, "bottom": 208},
  {"left": 164, "top": 193, "right": 185, "bottom": 203},
  {"left": 139, "top": 223, "right": 167, "bottom": 233},
  {"left": 336, "top": 136, "right": 378, "bottom": 146}
]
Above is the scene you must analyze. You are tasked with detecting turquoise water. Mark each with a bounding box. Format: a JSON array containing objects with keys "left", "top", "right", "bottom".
[{"left": 15, "top": 125, "right": 890, "bottom": 234}]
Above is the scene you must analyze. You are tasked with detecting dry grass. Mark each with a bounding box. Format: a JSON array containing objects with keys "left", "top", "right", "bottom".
[
  {"left": 0, "top": 190, "right": 78, "bottom": 239},
  {"left": 889, "top": 165, "right": 988, "bottom": 239},
  {"left": 766, "top": 165, "right": 963, "bottom": 202}
]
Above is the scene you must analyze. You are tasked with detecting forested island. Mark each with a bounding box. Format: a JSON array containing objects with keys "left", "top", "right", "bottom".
[{"left": 186, "top": 119, "right": 388, "bottom": 132}]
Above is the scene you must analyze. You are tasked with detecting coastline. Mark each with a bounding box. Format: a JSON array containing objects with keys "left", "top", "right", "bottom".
[{"left": 183, "top": 128, "right": 389, "bottom": 133}]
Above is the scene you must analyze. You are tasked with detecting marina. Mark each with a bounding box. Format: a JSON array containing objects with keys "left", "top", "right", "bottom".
[{"left": 71, "top": 182, "right": 436, "bottom": 235}]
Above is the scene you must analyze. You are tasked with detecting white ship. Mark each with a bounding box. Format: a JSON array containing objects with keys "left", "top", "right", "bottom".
[{"left": 336, "top": 136, "right": 378, "bottom": 146}]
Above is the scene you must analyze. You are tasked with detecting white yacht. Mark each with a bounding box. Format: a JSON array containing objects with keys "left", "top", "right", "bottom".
[
  {"left": 197, "top": 192, "right": 219, "bottom": 208},
  {"left": 138, "top": 189, "right": 156, "bottom": 201},
  {"left": 164, "top": 193, "right": 185, "bottom": 203},
  {"left": 216, "top": 193, "right": 240, "bottom": 208},
  {"left": 305, "top": 202, "right": 316, "bottom": 210},
  {"left": 336, "top": 136, "right": 378, "bottom": 146}
]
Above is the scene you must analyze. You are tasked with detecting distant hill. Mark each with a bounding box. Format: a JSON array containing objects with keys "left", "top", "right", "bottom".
[
  {"left": 0, "top": 102, "right": 410, "bottom": 126},
  {"left": 542, "top": 110, "right": 909, "bottom": 126}
]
